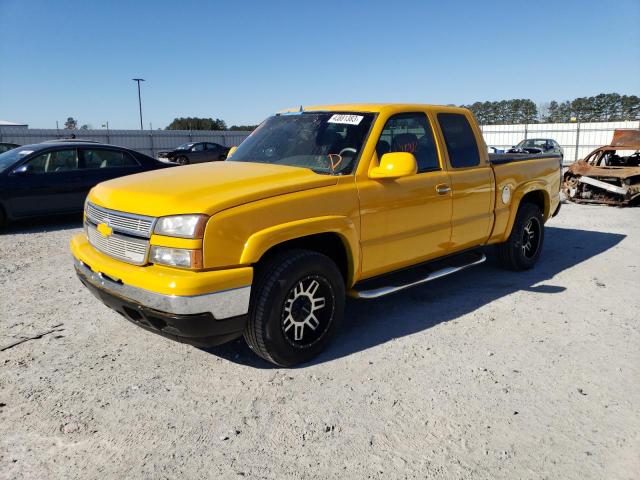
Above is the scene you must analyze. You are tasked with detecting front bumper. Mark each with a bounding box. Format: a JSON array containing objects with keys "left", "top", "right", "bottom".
[
  {"left": 75, "top": 260, "right": 250, "bottom": 347},
  {"left": 77, "top": 265, "right": 247, "bottom": 346},
  {"left": 71, "top": 233, "right": 252, "bottom": 347},
  {"left": 74, "top": 258, "right": 250, "bottom": 318}
]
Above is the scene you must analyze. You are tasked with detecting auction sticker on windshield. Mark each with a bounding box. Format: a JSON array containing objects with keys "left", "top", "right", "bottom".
[{"left": 327, "top": 114, "right": 364, "bottom": 125}]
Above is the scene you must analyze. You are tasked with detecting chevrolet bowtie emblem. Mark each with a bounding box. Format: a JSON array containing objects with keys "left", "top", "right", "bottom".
[{"left": 97, "top": 222, "right": 113, "bottom": 237}]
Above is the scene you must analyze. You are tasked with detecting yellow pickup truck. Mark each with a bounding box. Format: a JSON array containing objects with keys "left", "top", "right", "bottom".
[{"left": 70, "top": 104, "right": 561, "bottom": 366}]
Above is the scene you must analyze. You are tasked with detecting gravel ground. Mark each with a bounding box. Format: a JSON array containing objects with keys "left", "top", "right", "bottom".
[{"left": 1, "top": 202, "right": 639, "bottom": 479}]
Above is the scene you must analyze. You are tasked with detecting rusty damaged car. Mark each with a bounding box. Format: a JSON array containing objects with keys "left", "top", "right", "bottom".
[{"left": 563, "top": 129, "right": 640, "bottom": 206}]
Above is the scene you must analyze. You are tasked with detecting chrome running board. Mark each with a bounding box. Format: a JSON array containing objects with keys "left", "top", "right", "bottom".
[{"left": 350, "top": 251, "right": 486, "bottom": 299}]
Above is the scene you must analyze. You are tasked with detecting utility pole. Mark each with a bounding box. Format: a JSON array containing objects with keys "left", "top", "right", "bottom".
[
  {"left": 132, "top": 78, "right": 145, "bottom": 130},
  {"left": 102, "top": 122, "right": 110, "bottom": 144}
]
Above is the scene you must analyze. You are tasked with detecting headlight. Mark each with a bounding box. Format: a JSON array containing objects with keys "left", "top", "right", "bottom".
[
  {"left": 150, "top": 246, "right": 203, "bottom": 269},
  {"left": 154, "top": 214, "right": 208, "bottom": 238}
]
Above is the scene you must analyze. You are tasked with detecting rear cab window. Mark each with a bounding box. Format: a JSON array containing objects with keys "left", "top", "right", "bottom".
[{"left": 437, "top": 113, "right": 481, "bottom": 168}]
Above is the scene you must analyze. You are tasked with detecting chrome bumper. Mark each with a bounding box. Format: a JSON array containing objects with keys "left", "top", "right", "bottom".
[{"left": 74, "top": 259, "right": 251, "bottom": 319}]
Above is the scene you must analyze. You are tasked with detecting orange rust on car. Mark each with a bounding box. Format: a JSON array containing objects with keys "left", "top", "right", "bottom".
[
  {"left": 567, "top": 160, "right": 640, "bottom": 179},
  {"left": 563, "top": 129, "right": 640, "bottom": 207},
  {"left": 610, "top": 128, "right": 640, "bottom": 148}
]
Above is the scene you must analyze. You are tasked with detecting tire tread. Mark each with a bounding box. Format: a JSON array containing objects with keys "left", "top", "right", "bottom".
[
  {"left": 496, "top": 202, "right": 544, "bottom": 271},
  {"left": 244, "top": 249, "right": 333, "bottom": 366}
]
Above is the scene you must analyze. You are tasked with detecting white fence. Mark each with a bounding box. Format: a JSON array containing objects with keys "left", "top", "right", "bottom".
[
  {"left": 0, "top": 127, "right": 252, "bottom": 158},
  {"left": 481, "top": 120, "right": 640, "bottom": 165},
  {"left": 2, "top": 120, "right": 639, "bottom": 164}
]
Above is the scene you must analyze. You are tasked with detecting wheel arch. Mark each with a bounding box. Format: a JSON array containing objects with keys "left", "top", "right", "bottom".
[
  {"left": 502, "top": 183, "right": 550, "bottom": 242},
  {"left": 240, "top": 216, "right": 359, "bottom": 287}
]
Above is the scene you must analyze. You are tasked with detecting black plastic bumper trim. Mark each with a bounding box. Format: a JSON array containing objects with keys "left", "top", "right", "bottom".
[{"left": 77, "top": 273, "right": 247, "bottom": 347}]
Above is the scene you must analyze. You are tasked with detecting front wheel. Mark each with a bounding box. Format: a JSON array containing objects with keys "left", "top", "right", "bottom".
[
  {"left": 496, "top": 203, "right": 544, "bottom": 271},
  {"left": 176, "top": 156, "right": 189, "bottom": 165},
  {"left": 244, "top": 249, "right": 345, "bottom": 367}
]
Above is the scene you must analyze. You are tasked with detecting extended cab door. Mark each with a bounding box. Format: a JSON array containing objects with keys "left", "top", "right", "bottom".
[
  {"left": 434, "top": 111, "right": 494, "bottom": 251},
  {"left": 356, "top": 111, "right": 453, "bottom": 278}
]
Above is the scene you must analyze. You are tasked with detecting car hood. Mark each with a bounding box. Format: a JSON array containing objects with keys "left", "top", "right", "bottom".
[{"left": 88, "top": 161, "right": 338, "bottom": 217}]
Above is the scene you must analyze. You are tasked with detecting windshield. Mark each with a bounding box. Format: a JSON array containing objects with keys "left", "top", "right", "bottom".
[
  {"left": 176, "top": 143, "right": 194, "bottom": 150},
  {"left": 0, "top": 147, "right": 35, "bottom": 173},
  {"left": 230, "top": 111, "right": 375, "bottom": 174}
]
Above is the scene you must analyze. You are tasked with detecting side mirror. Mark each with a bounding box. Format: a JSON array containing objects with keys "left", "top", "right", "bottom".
[
  {"left": 12, "top": 164, "right": 32, "bottom": 175},
  {"left": 369, "top": 152, "right": 417, "bottom": 179},
  {"left": 227, "top": 146, "right": 238, "bottom": 159}
]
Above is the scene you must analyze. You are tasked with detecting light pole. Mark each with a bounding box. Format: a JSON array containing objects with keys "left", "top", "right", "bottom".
[
  {"left": 102, "top": 122, "right": 110, "bottom": 144},
  {"left": 132, "top": 78, "right": 145, "bottom": 130}
]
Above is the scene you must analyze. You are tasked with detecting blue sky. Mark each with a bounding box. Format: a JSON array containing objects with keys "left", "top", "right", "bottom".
[{"left": 0, "top": 0, "right": 638, "bottom": 129}]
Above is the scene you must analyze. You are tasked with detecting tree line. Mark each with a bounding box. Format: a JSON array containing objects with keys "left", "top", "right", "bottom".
[
  {"left": 171, "top": 93, "right": 639, "bottom": 129},
  {"left": 166, "top": 117, "right": 228, "bottom": 131},
  {"left": 61, "top": 92, "right": 638, "bottom": 130},
  {"left": 462, "top": 93, "right": 640, "bottom": 125},
  {"left": 165, "top": 117, "right": 259, "bottom": 131},
  {"left": 61, "top": 116, "right": 258, "bottom": 131}
]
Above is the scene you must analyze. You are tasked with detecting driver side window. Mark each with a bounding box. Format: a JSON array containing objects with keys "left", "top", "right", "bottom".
[
  {"left": 192, "top": 143, "right": 205, "bottom": 152},
  {"left": 377, "top": 113, "right": 440, "bottom": 172},
  {"left": 24, "top": 149, "right": 78, "bottom": 174}
]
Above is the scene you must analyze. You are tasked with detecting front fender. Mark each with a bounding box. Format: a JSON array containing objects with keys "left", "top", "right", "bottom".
[{"left": 240, "top": 215, "right": 360, "bottom": 285}]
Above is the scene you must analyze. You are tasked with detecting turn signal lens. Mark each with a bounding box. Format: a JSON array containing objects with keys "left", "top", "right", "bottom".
[{"left": 150, "top": 246, "right": 203, "bottom": 269}]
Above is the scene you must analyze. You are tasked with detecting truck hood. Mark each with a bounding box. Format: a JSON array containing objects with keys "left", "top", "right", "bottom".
[{"left": 88, "top": 161, "right": 338, "bottom": 217}]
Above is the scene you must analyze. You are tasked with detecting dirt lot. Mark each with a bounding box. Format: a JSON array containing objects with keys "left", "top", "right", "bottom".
[{"left": 1, "top": 202, "right": 638, "bottom": 479}]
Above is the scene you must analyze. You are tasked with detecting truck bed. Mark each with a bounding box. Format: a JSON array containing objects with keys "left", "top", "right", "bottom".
[
  {"left": 489, "top": 152, "right": 562, "bottom": 165},
  {"left": 487, "top": 152, "right": 563, "bottom": 241}
]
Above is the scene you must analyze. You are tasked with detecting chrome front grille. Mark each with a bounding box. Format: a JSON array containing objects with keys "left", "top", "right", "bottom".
[
  {"left": 86, "top": 223, "right": 150, "bottom": 265},
  {"left": 85, "top": 202, "right": 156, "bottom": 265},
  {"left": 85, "top": 202, "right": 155, "bottom": 238}
]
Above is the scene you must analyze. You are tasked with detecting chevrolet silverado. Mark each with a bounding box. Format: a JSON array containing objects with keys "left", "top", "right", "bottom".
[{"left": 70, "top": 104, "right": 561, "bottom": 366}]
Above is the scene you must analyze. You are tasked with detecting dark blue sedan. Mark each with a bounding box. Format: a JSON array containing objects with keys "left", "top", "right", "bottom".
[{"left": 0, "top": 141, "right": 174, "bottom": 227}]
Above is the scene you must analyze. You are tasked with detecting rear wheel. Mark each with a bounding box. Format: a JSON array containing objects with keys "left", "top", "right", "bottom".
[
  {"left": 244, "top": 249, "right": 345, "bottom": 367},
  {"left": 496, "top": 203, "right": 544, "bottom": 271},
  {"left": 176, "top": 156, "right": 189, "bottom": 165}
]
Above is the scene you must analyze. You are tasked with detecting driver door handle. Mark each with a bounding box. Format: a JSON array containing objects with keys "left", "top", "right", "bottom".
[{"left": 436, "top": 184, "right": 451, "bottom": 195}]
